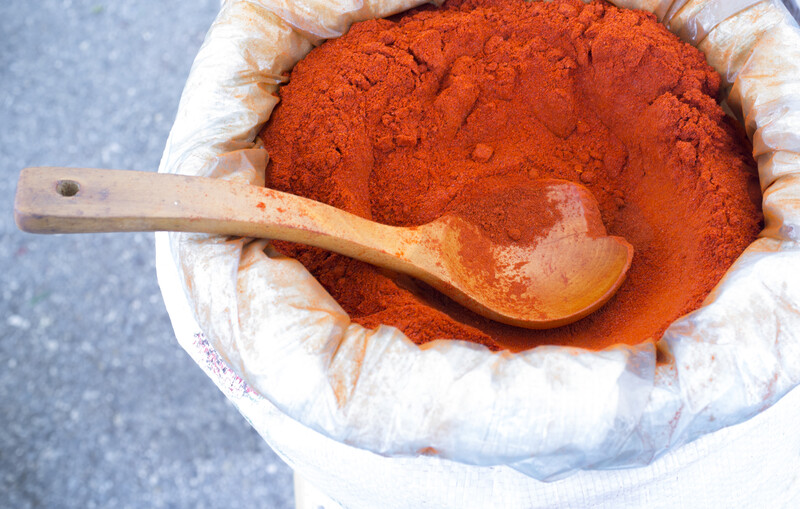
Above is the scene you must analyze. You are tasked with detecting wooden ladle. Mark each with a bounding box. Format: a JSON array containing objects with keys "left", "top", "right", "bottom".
[{"left": 14, "top": 167, "right": 633, "bottom": 329}]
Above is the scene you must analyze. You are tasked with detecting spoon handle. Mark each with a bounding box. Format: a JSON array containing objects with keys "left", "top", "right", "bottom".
[{"left": 14, "top": 166, "right": 420, "bottom": 269}]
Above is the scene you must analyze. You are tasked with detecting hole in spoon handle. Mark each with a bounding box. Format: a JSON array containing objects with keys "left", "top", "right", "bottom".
[{"left": 56, "top": 180, "right": 80, "bottom": 197}]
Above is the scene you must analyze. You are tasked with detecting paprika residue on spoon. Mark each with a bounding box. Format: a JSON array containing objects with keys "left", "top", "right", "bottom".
[
  {"left": 444, "top": 177, "right": 632, "bottom": 328},
  {"left": 259, "top": 0, "right": 762, "bottom": 351}
]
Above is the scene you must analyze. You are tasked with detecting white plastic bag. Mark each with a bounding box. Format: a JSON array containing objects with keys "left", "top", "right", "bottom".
[{"left": 157, "top": 0, "right": 800, "bottom": 505}]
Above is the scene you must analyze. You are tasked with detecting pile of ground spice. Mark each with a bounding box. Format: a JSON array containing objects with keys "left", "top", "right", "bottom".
[{"left": 258, "top": 0, "right": 762, "bottom": 352}]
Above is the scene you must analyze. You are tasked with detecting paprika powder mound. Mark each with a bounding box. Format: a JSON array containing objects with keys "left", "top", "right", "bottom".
[{"left": 259, "top": 0, "right": 762, "bottom": 352}]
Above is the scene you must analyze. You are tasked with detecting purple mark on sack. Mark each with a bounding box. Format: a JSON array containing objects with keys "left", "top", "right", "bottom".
[{"left": 193, "top": 332, "right": 261, "bottom": 401}]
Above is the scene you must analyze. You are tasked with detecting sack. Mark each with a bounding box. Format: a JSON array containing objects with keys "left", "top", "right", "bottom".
[{"left": 156, "top": 0, "right": 800, "bottom": 505}]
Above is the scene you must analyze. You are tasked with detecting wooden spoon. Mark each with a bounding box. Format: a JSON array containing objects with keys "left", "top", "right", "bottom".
[{"left": 14, "top": 167, "right": 633, "bottom": 329}]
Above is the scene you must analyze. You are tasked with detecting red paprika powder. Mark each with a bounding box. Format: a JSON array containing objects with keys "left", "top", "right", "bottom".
[{"left": 259, "top": 0, "right": 762, "bottom": 352}]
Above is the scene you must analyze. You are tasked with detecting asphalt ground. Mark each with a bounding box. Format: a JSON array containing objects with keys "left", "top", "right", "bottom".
[
  {"left": 2, "top": 1, "right": 799, "bottom": 509},
  {"left": 1, "top": 2, "right": 294, "bottom": 507}
]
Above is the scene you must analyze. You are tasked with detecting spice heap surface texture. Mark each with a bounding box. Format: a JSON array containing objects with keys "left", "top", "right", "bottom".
[{"left": 259, "top": 0, "right": 761, "bottom": 351}]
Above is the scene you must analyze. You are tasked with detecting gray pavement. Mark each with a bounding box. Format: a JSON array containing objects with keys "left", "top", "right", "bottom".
[{"left": 1, "top": 1, "right": 294, "bottom": 507}]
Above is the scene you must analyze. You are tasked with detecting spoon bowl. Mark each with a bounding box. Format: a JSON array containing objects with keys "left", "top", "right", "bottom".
[
  {"left": 15, "top": 167, "right": 632, "bottom": 329},
  {"left": 401, "top": 180, "right": 633, "bottom": 328}
]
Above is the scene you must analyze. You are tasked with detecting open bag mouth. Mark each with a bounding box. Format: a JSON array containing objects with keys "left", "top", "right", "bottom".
[{"left": 156, "top": 0, "right": 800, "bottom": 481}]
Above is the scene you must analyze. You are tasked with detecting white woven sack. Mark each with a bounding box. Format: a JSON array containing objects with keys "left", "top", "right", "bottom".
[{"left": 157, "top": 0, "right": 800, "bottom": 506}]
